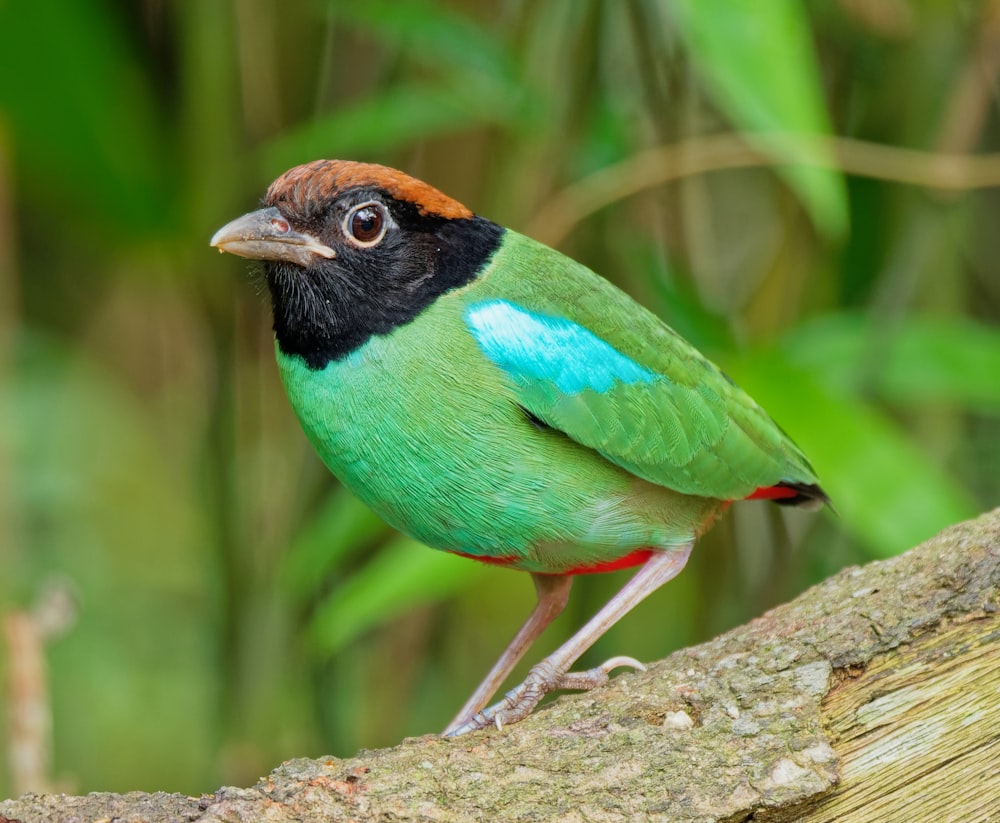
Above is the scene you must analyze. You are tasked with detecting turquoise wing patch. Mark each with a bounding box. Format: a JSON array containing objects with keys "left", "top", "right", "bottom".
[
  {"left": 464, "top": 299, "right": 799, "bottom": 499},
  {"left": 466, "top": 300, "right": 720, "bottom": 492},
  {"left": 465, "top": 300, "right": 658, "bottom": 394}
]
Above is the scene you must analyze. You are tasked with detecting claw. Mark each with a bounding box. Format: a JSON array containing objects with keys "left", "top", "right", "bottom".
[
  {"left": 552, "top": 655, "right": 645, "bottom": 691},
  {"left": 600, "top": 655, "right": 646, "bottom": 674},
  {"left": 444, "top": 655, "right": 648, "bottom": 737}
]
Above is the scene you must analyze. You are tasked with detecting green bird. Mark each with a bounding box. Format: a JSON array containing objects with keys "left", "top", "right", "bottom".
[{"left": 211, "top": 160, "right": 827, "bottom": 736}]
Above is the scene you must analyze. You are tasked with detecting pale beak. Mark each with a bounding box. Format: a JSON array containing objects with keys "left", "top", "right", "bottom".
[{"left": 210, "top": 206, "right": 336, "bottom": 268}]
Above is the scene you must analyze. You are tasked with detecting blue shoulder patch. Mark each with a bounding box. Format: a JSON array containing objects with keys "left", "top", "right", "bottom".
[{"left": 465, "top": 300, "right": 658, "bottom": 394}]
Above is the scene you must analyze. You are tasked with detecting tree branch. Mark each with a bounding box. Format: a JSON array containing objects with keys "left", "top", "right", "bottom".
[
  {"left": 3, "top": 509, "right": 999, "bottom": 822},
  {"left": 524, "top": 135, "right": 1000, "bottom": 246}
]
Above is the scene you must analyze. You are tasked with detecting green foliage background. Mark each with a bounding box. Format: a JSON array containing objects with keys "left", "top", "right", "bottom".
[{"left": 1, "top": 0, "right": 998, "bottom": 796}]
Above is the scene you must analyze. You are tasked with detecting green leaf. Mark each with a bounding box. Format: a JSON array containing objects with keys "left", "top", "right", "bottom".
[
  {"left": 260, "top": 81, "right": 518, "bottom": 172},
  {"left": 0, "top": 2, "right": 170, "bottom": 236},
  {"left": 3, "top": 333, "right": 216, "bottom": 790},
  {"left": 784, "top": 314, "right": 1000, "bottom": 411},
  {"left": 264, "top": 0, "right": 532, "bottom": 169},
  {"left": 669, "top": 0, "right": 848, "bottom": 238},
  {"left": 262, "top": 75, "right": 531, "bottom": 174},
  {"left": 726, "top": 351, "right": 977, "bottom": 558},
  {"left": 307, "top": 539, "right": 488, "bottom": 655},
  {"left": 281, "top": 488, "right": 389, "bottom": 599},
  {"left": 329, "top": 0, "right": 515, "bottom": 79}
]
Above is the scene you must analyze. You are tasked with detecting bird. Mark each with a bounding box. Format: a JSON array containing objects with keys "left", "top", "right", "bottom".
[{"left": 210, "top": 159, "right": 827, "bottom": 737}]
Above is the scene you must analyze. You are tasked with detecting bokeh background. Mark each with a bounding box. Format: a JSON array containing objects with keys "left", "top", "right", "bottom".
[{"left": 1, "top": 0, "right": 999, "bottom": 797}]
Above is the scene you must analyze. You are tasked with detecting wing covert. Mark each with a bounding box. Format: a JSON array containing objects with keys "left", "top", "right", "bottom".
[{"left": 464, "top": 296, "right": 815, "bottom": 500}]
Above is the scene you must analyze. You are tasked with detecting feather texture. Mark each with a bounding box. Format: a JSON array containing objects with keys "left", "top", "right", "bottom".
[
  {"left": 463, "top": 231, "right": 820, "bottom": 501},
  {"left": 275, "top": 230, "right": 820, "bottom": 574}
]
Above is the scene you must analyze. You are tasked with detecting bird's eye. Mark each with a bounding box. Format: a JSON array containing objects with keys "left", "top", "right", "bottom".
[{"left": 344, "top": 202, "right": 387, "bottom": 247}]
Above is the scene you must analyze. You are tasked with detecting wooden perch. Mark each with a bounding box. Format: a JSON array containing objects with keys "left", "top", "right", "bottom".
[{"left": 3, "top": 509, "right": 999, "bottom": 822}]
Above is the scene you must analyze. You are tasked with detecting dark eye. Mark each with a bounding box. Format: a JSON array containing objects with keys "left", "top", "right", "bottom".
[{"left": 345, "top": 203, "right": 386, "bottom": 245}]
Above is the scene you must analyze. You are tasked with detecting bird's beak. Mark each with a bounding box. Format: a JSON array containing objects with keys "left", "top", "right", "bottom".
[{"left": 210, "top": 206, "right": 336, "bottom": 268}]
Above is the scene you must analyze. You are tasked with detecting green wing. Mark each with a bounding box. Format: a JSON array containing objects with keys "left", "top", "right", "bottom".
[{"left": 462, "top": 231, "right": 819, "bottom": 500}]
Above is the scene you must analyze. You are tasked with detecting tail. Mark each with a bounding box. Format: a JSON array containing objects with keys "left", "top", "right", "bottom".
[{"left": 747, "top": 481, "right": 831, "bottom": 512}]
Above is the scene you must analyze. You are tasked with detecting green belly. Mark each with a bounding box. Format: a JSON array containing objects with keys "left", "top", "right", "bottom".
[{"left": 275, "top": 298, "right": 718, "bottom": 573}]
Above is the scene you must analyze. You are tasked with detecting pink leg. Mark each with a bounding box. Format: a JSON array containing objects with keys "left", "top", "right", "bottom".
[
  {"left": 442, "top": 573, "right": 573, "bottom": 736},
  {"left": 446, "top": 543, "right": 694, "bottom": 737}
]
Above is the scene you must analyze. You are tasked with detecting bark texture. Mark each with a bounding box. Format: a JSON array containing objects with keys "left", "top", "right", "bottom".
[{"left": 3, "top": 508, "right": 999, "bottom": 822}]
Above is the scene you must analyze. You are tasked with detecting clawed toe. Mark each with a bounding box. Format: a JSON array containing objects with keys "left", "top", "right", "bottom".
[
  {"left": 443, "top": 655, "right": 647, "bottom": 737},
  {"left": 598, "top": 655, "right": 646, "bottom": 673},
  {"left": 554, "top": 655, "right": 646, "bottom": 690}
]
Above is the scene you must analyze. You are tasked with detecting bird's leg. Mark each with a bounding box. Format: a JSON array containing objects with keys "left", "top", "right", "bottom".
[
  {"left": 446, "top": 542, "right": 694, "bottom": 737},
  {"left": 442, "top": 573, "right": 573, "bottom": 736}
]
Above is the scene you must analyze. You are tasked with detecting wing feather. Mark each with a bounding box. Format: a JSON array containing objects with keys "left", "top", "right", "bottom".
[{"left": 462, "top": 232, "right": 820, "bottom": 500}]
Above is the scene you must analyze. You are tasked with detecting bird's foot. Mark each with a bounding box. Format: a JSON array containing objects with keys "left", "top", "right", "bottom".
[{"left": 444, "top": 655, "right": 645, "bottom": 737}]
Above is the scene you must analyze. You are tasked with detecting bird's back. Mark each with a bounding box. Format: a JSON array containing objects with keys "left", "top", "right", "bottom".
[{"left": 461, "top": 230, "right": 822, "bottom": 503}]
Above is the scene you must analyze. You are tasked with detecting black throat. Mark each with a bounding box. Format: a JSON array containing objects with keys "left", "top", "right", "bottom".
[{"left": 268, "top": 216, "right": 504, "bottom": 369}]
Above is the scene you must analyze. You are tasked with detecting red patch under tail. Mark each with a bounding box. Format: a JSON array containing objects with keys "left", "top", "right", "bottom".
[
  {"left": 746, "top": 481, "right": 829, "bottom": 509},
  {"left": 449, "top": 547, "right": 656, "bottom": 576}
]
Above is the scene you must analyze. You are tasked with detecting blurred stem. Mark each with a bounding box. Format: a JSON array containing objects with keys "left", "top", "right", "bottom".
[
  {"left": 933, "top": 0, "right": 1000, "bottom": 158},
  {"left": 870, "top": 0, "right": 1000, "bottom": 468},
  {"left": 526, "top": 134, "right": 1000, "bottom": 246},
  {"left": 204, "top": 317, "right": 242, "bottom": 716},
  {"left": 4, "top": 580, "right": 77, "bottom": 796},
  {"left": 4, "top": 612, "right": 52, "bottom": 795},
  {"left": 175, "top": 0, "right": 246, "bottom": 752},
  {"left": 0, "top": 122, "right": 15, "bottom": 336},
  {"left": 941, "top": 0, "right": 1000, "bottom": 310},
  {"left": 625, "top": 0, "right": 675, "bottom": 136},
  {"left": 234, "top": 0, "right": 282, "bottom": 139},
  {"left": 0, "top": 123, "right": 18, "bottom": 577},
  {"left": 870, "top": 0, "right": 1000, "bottom": 332},
  {"left": 0, "top": 122, "right": 19, "bottom": 799}
]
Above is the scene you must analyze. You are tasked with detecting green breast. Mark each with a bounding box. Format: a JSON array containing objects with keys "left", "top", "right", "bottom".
[{"left": 275, "top": 285, "right": 719, "bottom": 574}]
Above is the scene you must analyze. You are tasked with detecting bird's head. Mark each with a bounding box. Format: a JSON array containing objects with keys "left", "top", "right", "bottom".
[{"left": 211, "top": 160, "right": 502, "bottom": 368}]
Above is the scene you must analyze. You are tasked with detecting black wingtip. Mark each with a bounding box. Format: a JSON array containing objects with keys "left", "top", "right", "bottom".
[{"left": 771, "top": 482, "right": 833, "bottom": 512}]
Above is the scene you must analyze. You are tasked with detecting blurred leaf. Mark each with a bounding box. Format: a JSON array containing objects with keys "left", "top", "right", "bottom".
[
  {"left": 265, "top": 0, "right": 533, "bottom": 169},
  {"left": 330, "top": 0, "right": 515, "bottom": 79},
  {"left": 261, "top": 80, "right": 525, "bottom": 171},
  {"left": 0, "top": 1, "right": 170, "bottom": 236},
  {"left": 726, "top": 351, "right": 977, "bottom": 558},
  {"left": 628, "top": 241, "right": 737, "bottom": 354},
  {"left": 668, "top": 0, "right": 848, "bottom": 237},
  {"left": 281, "top": 487, "right": 388, "bottom": 598},
  {"left": 307, "top": 538, "right": 487, "bottom": 654},
  {"left": 784, "top": 314, "right": 1000, "bottom": 411},
  {"left": 2, "top": 333, "right": 215, "bottom": 791}
]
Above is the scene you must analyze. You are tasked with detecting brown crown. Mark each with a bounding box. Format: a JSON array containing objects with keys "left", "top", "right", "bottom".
[{"left": 265, "top": 160, "right": 474, "bottom": 220}]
